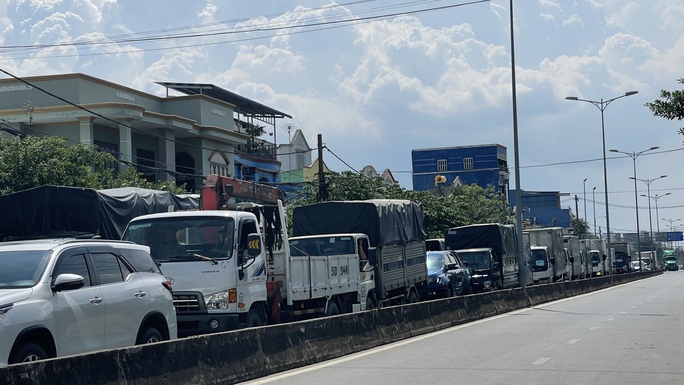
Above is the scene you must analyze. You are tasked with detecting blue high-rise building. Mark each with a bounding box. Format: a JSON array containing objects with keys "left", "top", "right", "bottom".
[{"left": 411, "top": 144, "right": 509, "bottom": 193}]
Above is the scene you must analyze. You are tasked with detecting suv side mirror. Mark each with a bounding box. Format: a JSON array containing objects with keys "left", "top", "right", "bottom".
[{"left": 52, "top": 273, "right": 85, "bottom": 292}]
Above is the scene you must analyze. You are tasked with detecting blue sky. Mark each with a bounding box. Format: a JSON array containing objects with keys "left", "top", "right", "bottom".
[{"left": 0, "top": 0, "right": 683, "bottom": 236}]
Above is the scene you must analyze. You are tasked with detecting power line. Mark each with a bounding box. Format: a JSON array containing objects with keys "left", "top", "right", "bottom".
[{"left": 0, "top": 1, "right": 489, "bottom": 61}]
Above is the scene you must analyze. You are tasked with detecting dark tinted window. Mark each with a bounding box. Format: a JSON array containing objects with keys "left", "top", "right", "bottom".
[
  {"left": 53, "top": 254, "right": 91, "bottom": 287},
  {"left": 91, "top": 253, "right": 125, "bottom": 285},
  {"left": 121, "top": 248, "right": 161, "bottom": 274}
]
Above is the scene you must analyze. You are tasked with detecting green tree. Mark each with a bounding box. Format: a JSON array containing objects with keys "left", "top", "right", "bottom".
[
  {"left": 645, "top": 78, "right": 684, "bottom": 134},
  {"left": 286, "top": 171, "right": 511, "bottom": 239},
  {"left": 571, "top": 217, "right": 590, "bottom": 239},
  {"left": 0, "top": 135, "right": 185, "bottom": 195}
]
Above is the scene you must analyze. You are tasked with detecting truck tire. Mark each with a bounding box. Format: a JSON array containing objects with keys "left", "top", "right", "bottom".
[
  {"left": 10, "top": 342, "right": 48, "bottom": 364},
  {"left": 365, "top": 295, "right": 375, "bottom": 311},
  {"left": 325, "top": 301, "right": 340, "bottom": 316},
  {"left": 407, "top": 290, "right": 419, "bottom": 304},
  {"left": 247, "top": 308, "right": 264, "bottom": 327}
]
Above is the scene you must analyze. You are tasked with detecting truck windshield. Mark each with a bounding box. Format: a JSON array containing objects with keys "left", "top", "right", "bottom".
[
  {"left": 456, "top": 251, "right": 490, "bottom": 270},
  {"left": 123, "top": 217, "right": 235, "bottom": 262},
  {"left": 590, "top": 251, "right": 601, "bottom": 265},
  {"left": 0, "top": 250, "right": 50, "bottom": 288},
  {"left": 530, "top": 249, "right": 548, "bottom": 271},
  {"left": 290, "top": 236, "right": 355, "bottom": 257}
]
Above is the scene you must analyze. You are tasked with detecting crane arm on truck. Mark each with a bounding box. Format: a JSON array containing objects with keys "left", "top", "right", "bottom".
[{"left": 201, "top": 174, "right": 284, "bottom": 209}]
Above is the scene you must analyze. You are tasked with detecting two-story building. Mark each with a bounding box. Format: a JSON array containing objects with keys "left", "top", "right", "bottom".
[{"left": 0, "top": 74, "right": 291, "bottom": 192}]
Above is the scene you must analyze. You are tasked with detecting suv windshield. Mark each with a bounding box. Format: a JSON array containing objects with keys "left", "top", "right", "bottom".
[
  {"left": 426, "top": 252, "right": 446, "bottom": 269},
  {"left": 0, "top": 250, "right": 51, "bottom": 288},
  {"left": 123, "top": 217, "right": 235, "bottom": 262}
]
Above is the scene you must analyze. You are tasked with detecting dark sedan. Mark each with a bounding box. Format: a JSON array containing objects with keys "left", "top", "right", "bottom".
[{"left": 420, "top": 250, "right": 472, "bottom": 299}]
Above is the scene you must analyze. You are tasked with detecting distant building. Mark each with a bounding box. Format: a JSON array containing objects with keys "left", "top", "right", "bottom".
[
  {"left": 411, "top": 144, "right": 509, "bottom": 194},
  {"left": 509, "top": 189, "right": 572, "bottom": 228},
  {"left": 277, "top": 128, "right": 312, "bottom": 176},
  {"left": 360, "top": 165, "right": 399, "bottom": 185}
]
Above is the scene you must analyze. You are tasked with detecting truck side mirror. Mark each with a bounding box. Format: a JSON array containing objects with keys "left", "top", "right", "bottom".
[
  {"left": 246, "top": 233, "right": 261, "bottom": 256},
  {"left": 367, "top": 247, "right": 378, "bottom": 265}
]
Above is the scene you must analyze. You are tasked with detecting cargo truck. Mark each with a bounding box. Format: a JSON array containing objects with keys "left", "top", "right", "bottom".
[
  {"left": 663, "top": 250, "right": 679, "bottom": 271},
  {"left": 121, "top": 176, "right": 393, "bottom": 337},
  {"left": 612, "top": 242, "right": 631, "bottom": 274},
  {"left": 525, "top": 227, "right": 567, "bottom": 283},
  {"left": 563, "top": 235, "right": 584, "bottom": 279},
  {"left": 588, "top": 239, "right": 607, "bottom": 277},
  {"left": 292, "top": 199, "right": 428, "bottom": 307},
  {"left": 444, "top": 223, "right": 521, "bottom": 291}
]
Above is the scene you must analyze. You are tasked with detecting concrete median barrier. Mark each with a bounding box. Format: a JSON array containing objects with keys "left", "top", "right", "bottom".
[{"left": 1, "top": 271, "right": 660, "bottom": 385}]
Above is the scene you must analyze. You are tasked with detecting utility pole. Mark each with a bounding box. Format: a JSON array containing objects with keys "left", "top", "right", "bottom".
[
  {"left": 574, "top": 195, "right": 579, "bottom": 232},
  {"left": 316, "top": 134, "right": 327, "bottom": 202}
]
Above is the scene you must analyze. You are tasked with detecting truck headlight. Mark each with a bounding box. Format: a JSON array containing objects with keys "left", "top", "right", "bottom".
[{"left": 205, "top": 291, "right": 230, "bottom": 310}]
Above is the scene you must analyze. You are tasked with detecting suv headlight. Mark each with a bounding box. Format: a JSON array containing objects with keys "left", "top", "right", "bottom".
[
  {"left": 0, "top": 304, "right": 13, "bottom": 319},
  {"left": 205, "top": 291, "right": 230, "bottom": 310}
]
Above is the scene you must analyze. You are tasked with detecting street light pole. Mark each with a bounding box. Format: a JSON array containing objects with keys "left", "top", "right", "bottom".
[
  {"left": 566, "top": 91, "right": 639, "bottom": 265},
  {"left": 643, "top": 192, "right": 671, "bottom": 251},
  {"left": 592, "top": 187, "right": 597, "bottom": 236},
  {"left": 634, "top": 175, "right": 667, "bottom": 269},
  {"left": 664, "top": 218, "right": 682, "bottom": 248},
  {"left": 609, "top": 146, "right": 658, "bottom": 269},
  {"left": 583, "top": 178, "right": 588, "bottom": 235}
]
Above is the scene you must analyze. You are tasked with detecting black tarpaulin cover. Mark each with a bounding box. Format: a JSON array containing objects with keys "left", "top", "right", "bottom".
[
  {"left": 0, "top": 185, "right": 199, "bottom": 241},
  {"left": 444, "top": 223, "right": 517, "bottom": 256},
  {"left": 292, "top": 199, "right": 426, "bottom": 247}
]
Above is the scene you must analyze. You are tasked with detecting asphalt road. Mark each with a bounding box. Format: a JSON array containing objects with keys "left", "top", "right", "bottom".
[{"left": 240, "top": 271, "right": 684, "bottom": 385}]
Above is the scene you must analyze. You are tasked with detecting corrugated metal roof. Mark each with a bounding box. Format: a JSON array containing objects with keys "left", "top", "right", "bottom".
[{"left": 156, "top": 82, "right": 292, "bottom": 119}]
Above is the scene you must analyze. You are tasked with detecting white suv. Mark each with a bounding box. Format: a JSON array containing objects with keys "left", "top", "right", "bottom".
[{"left": 0, "top": 239, "right": 177, "bottom": 366}]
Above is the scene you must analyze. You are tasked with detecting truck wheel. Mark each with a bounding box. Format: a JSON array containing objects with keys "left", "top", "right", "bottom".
[
  {"left": 10, "top": 342, "right": 48, "bottom": 364},
  {"left": 247, "top": 309, "right": 264, "bottom": 327},
  {"left": 325, "top": 301, "right": 340, "bottom": 316},
  {"left": 365, "top": 296, "right": 375, "bottom": 311},
  {"left": 407, "top": 290, "right": 419, "bottom": 303}
]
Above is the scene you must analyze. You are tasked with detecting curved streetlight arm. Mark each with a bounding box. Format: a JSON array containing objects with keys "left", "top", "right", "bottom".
[
  {"left": 565, "top": 91, "right": 639, "bottom": 111},
  {"left": 609, "top": 146, "right": 659, "bottom": 159}
]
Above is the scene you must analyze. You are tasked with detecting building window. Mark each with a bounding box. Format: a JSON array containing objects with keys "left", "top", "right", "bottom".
[
  {"left": 463, "top": 157, "right": 474, "bottom": 170},
  {"left": 437, "top": 159, "right": 447, "bottom": 171},
  {"left": 94, "top": 140, "right": 119, "bottom": 175},
  {"left": 136, "top": 148, "right": 156, "bottom": 182}
]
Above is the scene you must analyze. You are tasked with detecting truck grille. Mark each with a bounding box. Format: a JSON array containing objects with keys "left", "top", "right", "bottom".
[{"left": 173, "top": 292, "right": 202, "bottom": 312}]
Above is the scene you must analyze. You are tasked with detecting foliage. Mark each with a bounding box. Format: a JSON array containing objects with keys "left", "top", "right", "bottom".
[
  {"left": 571, "top": 217, "right": 590, "bottom": 239},
  {"left": 645, "top": 78, "right": 684, "bottom": 135},
  {"left": 0, "top": 135, "right": 186, "bottom": 195},
  {"left": 285, "top": 171, "right": 512, "bottom": 238}
]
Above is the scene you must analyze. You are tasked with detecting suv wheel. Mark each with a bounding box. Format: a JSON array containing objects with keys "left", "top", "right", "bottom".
[
  {"left": 11, "top": 342, "right": 48, "bottom": 364},
  {"left": 137, "top": 327, "right": 163, "bottom": 344}
]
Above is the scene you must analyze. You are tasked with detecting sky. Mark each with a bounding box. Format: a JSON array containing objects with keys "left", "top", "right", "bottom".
[{"left": 0, "top": 0, "right": 682, "bottom": 237}]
